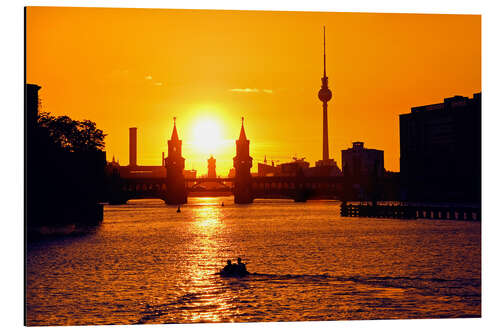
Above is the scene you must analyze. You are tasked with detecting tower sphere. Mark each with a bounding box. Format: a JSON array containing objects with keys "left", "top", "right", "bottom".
[{"left": 318, "top": 87, "right": 332, "bottom": 102}]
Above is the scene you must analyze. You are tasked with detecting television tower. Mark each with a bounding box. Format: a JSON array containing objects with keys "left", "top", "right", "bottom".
[{"left": 318, "top": 26, "right": 333, "bottom": 162}]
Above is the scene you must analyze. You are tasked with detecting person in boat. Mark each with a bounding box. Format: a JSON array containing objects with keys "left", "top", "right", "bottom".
[
  {"left": 236, "top": 257, "right": 248, "bottom": 275},
  {"left": 222, "top": 260, "right": 234, "bottom": 274},
  {"left": 221, "top": 258, "right": 249, "bottom": 276}
]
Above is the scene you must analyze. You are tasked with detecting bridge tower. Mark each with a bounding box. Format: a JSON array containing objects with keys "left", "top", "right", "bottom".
[
  {"left": 233, "top": 117, "right": 253, "bottom": 203},
  {"left": 165, "top": 117, "right": 187, "bottom": 204}
]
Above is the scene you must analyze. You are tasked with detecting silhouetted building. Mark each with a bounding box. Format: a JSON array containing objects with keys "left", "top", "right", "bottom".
[
  {"left": 311, "top": 159, "right": 342, "bottom": 177},
  {"left": 197, "top": 156, "right": 223, "bottom": 190},
  {"left": 184, "top": 169, "right": 197, "bottom": 178},
  {"left": 400, "top": 93, "right": 481, "bottom": 203},
  {"left": 258, "top": 162, "right": 278, "bottom": 176},
  {"left": 233, "top": 118, "right": 253, "bottom": 203},
  {"left": 342, "top": 142, "right": 384, "bottom": 178},
  {"left": 164, "top": 118, "right": 187, "bottom": 204},
  {"left": 278, "top": 158, "right": 310, "bottom": 177},
  {"left": 129, "top": 127, "right": 137, "bottom": 166},
  {"left": 208, "top": 155, "right": 216, "bottom": 178},
  {"left": 107, "top": 128, "right": 167, "bottom": 178},
  {"left": 257, "top": 157, "right": 342, "bottom": 178}
]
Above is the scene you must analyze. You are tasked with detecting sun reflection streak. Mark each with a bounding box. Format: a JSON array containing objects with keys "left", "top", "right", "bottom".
[
  {"left": 194, "top": 206, "right": 221, "bottom": 234},
  {"left": 182, "top": 202, "right": 234, "bottom": 322}
]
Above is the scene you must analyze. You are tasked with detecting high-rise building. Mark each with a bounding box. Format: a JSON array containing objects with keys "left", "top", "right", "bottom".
[
  {"left": 342, "top": 142, "right": 384, "bottom": 178},
  {"left": 400, "top": 93, "right": 481, "bottom": 203}
]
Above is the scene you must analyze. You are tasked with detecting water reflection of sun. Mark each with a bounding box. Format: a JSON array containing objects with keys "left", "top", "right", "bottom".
[
  {"left": 183, "top": 201, "right": 233, "bottom": 322},
  {"left": 194, "top": 207, "right": 220, "bottom": 233}
]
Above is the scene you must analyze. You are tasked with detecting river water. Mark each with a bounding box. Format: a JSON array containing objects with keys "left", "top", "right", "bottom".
[{"left": 26, "top": 197, "right": 481, "bottom": 325}]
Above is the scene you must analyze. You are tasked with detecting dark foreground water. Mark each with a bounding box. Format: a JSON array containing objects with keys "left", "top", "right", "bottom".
[{"left": 26, "top": 198, "right": 481, "bottom": 325}]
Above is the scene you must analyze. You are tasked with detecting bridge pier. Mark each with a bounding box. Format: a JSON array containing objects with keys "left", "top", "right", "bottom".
[
  {"left": 165, "top": 178, "right": 187, "bottom": 205},
  {"left": 293, "top": 171, "right": 309, "bottom": 202},
  {"left": 234, "top": 176, "right": 253, "bottom": 204},
  {"left": 294, "top": 189, "right": 308, "bottom": 202}
]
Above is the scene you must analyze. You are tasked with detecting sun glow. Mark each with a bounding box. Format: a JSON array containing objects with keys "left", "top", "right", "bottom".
[{"left": 191, "top": 118, "right": 223, "bottom": 154}]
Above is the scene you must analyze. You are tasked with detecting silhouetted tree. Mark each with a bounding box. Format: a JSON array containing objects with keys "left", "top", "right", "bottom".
[{"left": 37, "top": 112, "right": 106, "bottom": 152}]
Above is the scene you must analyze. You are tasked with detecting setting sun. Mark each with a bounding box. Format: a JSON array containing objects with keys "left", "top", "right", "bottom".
[{"left": 191, "top": 118, "right": 223, "bottom": 155}]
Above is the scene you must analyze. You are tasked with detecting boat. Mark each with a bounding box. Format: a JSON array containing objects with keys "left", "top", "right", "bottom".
[
  {"left": 219, "top": 259, "right": 250, "bottom": 277},
  {"left": 219, "top": 269, "right": 250, "bottom": 278}
]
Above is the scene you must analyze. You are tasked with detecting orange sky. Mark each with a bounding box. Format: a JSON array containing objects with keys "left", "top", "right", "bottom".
[{"left": 26, "top": 7, "right": 481, "bottom": 176}]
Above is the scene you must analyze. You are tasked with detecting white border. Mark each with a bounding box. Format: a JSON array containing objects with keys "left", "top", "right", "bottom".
[{"left": 3, "top": 0, "right": 499, "bottom": 332}]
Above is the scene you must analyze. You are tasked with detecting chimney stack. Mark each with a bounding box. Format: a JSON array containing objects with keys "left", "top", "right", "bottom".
[{"left": 129, "top": 127, "right": 137, "bottom": 166}]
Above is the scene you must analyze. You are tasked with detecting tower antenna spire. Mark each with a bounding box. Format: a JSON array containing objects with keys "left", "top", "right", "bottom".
[
  {"left": 318, "top": 26, "right": 333, "bottom": 162},
  {"left": 323, "top": 25, "right": 326, "bottom": 78}
]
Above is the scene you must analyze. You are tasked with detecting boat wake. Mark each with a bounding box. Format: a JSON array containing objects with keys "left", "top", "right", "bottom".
[
  {"left": 216, "top": 272, "right": 480, "bottom": 297},
  {"left": 137, "top": 272, "right": 480, "bottom": 324}
]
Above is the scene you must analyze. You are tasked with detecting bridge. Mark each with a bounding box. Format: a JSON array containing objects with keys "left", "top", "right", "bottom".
[
  {"left": 107, "top": 175, "right": 346, "bottom": 205},
  {"left": 105, "top": 118, "right": 388, "bottom": 205}
]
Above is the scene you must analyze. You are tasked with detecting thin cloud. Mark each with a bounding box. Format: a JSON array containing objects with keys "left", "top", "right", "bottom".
[
  {"left": 230, "top": 88, "right": 259, "bottom": 93},
  {"left": 229, "top": 88, "right": 273, "bottom": 94},
  {"left": 154, "top": 82, "right": 163, "bottom": 86},
  {"left": 145, "top": 75, "right": 153, "bottom": 80}
]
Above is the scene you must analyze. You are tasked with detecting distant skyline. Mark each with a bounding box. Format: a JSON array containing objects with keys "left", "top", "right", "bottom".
[{"left": 26, "top": 7, "right": 481, "bottom": 176}]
